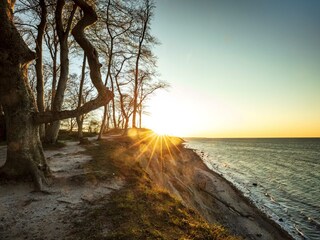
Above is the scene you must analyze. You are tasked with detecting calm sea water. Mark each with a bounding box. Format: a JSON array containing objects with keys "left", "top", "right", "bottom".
[{"left": 185, "top": 138, "right": 320, "bottom": 240}]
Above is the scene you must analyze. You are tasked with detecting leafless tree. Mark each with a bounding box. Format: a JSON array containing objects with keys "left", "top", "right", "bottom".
[{"left": 0, "top": 0, "right": 113, "bottom": 190}]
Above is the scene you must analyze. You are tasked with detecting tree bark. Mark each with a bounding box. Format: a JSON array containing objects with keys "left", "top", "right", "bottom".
[{"left": 0, "top": 0, "right": 48, "bottom": 190}]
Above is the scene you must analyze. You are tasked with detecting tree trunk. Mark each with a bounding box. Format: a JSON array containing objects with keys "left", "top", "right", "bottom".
[
  {"left": 98, "top": 105, "right": 108, "bottom": 139},
  {"left": 110, "top": 79, "right": 117, "bottom": 129},
  {"left": 45, "top": 41, "right": 68, "bottom": 143},
  {"left": 0, "top": 0, "right": 112, "bottom": 190},
  {"left": 139, "top": 108, "right": 142, "bottom": 128},
  {"left": 76, "top": 117, "right": 84, "bottom": 138},
  {"left": 132, "top": 0, "right": 151, "bottom": 128},
  {"left": 0, "top": 0, "right": 48, "bottom": 190},
  {"left": 51, "top": 41, "right": 58, "bottom": 109},
  {"left": 1, "top": 104, "right": 48, "bottom": 190},
  {"left": 45, "top": 1, "right": 77, "bottom": 143},
  {"left": 76, "top": 53, "right": 86, "bottom": 139},
  {"left": 35, "top": 0, "right": 47, "bottom": 140}
]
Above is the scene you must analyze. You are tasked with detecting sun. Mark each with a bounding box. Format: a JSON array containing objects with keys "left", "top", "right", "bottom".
[
  {"left": 144, "top": 94, "right": 192, "bottom": 137},
  {"left": 145, "top": 114, "right": 175, "bottom": 136},
  {"left": 153, "top": 125, "right": 169, "bottom": 136},
  {"left": 143, "top": 91, "right": 199, "bottom": 137}
]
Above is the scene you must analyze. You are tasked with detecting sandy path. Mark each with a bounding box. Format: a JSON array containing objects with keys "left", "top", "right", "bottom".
[{"left": 0, "top": 141, "right": 123, "bottom": 240}]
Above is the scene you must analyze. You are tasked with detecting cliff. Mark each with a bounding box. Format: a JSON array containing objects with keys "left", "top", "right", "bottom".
[{"left": 141, "top": 136, "right": 293, "bottom": 240}]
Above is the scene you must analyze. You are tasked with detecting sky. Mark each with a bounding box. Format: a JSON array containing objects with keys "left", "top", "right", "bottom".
[{"left": 143, "top": 0, "right": 320, "bottom": 138}]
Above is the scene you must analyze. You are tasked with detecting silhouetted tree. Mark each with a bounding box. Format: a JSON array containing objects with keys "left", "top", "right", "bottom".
[
  {"left": 45, "top": 0, "right": 77, "bottom": 143},
  {"left": 0, "top": 0, "right": 113, "bottom": 190},
  {"left": 131, "top": 0, "right": 155, "bottom": 128}
]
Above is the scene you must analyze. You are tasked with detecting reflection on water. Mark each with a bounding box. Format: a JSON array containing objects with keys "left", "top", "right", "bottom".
[{"left": 186, "top": 138, "right": 320, "bottom": 240}]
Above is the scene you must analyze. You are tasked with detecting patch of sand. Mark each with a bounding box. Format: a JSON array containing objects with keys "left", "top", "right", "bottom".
[{"left": 0, "top": 141, "right": 123, "bottom": 240}]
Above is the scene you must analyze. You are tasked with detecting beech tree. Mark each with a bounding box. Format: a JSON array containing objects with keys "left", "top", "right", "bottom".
[{"left": 0, "top": 0, "right": 113, "bottom": 190}]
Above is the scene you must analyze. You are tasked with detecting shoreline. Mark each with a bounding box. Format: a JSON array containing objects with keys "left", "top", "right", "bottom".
[
  {"left": 144, "top": 139, "right": 294, "bottom": 240},
  {"left": 0, "top": 134, "right": 297, "bottom": 239},
  {"left": 188, "top": 146, "right": 295, "bottom": 234},
  {"left": 186, "top": 146, "right": 296, "bottom": 239}
]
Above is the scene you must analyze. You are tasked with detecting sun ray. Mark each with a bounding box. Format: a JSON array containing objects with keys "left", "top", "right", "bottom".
[
  {"left": 167, "top": 136, "right": 183, "bottom": 154},
  {"left": 163, "top": 136, "right": 175, "bottom": 161},
  {"left": 129, "top": 131, "right": 157, "bottom": 149},
  {"left": 135, "top": 134, "right": 158, "bottom": 160},
  {"left": 146, "top": 135, "right": 160, "bottom": 169}
]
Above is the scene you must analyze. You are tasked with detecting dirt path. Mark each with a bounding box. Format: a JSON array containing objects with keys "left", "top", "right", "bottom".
[{"left": 0, "top": 141, "right": 124, "bottom": 240}]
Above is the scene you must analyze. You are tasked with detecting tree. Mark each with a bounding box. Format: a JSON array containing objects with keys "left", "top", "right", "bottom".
[
  {"left": 34, "top": 0, "right": 47, "bottom": 139},
  {"left": 0, "top": 0, "right": 113, "bottom": 190},
  {"left": 13, "top": 0, "right": 48, "bottom": 139},
  {"left": 131, "top": 0, "right": 155, "bottom": 128},
  {"left": 94, "top": 0, "right": 134, "bottom": 138},
  {"left": 43, "top": 5, "right": 59, "bottom": 111},
  {"left": 0, "top": 0, "right": 48, "bottom": 190},
  {"left": 76, "top": 53, "right": 87, "bottom": 138},
  {"left": 45, "top": 0, "right": 77, "bottom": 143}
]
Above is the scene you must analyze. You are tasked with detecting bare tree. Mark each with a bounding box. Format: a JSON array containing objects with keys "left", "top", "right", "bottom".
[
  {"left": 0, "top": 0, "right": 113, "bottom": 190},
  {"left": 45, "top": 0, "right": 77, "bottom": 143},
  {"left": 131, "top": 0, "right": 155, "bottom": 128},
  {"left": 34, "top": 0, "right": 47, "bottom": 139},
  {"left": 94, "top": 0, "right": 134, "bottom": 138}
]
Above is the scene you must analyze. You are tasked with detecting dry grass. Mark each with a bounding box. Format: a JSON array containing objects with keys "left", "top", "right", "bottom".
[{"left": 70, "top": 131, "right": 241, "bottom": 240}]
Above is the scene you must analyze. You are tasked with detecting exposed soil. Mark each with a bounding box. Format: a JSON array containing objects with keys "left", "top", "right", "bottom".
[
  {"left": 0, "top": 140, "right": 123, "bottom": 240},
  {"left": 144, "top": 142, "right": 294, "bottom": 240}
]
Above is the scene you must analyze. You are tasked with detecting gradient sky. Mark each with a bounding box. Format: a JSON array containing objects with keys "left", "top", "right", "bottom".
[{"left": 143, "top": 0, "right": 320, "bottom": 137}]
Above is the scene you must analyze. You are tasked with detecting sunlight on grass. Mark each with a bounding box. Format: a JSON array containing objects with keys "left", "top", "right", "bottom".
[
  {"left": 70, "top": 131, "right": 240, "bottom": 240},
  {"left": 126, "top": 130, "right": 185, "bottom": 186}
]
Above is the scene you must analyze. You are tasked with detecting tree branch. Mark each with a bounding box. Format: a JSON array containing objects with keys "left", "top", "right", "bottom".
[{"left": 34, "top": 95, "right": 109, "bottom": 124}]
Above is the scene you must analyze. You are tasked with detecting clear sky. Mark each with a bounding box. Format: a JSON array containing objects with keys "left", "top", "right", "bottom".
[{"left": 143, "top": 0, "right": 320, "bottom": 138}]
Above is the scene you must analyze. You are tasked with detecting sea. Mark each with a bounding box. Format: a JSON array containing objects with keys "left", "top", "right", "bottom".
[{"left": 185, "top": 138, "right": 320, "bottom": 240}]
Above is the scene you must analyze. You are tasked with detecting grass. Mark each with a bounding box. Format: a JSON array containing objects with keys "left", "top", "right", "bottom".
[{"left": 70, "top": 131, "right": 241, "bottom": 240}]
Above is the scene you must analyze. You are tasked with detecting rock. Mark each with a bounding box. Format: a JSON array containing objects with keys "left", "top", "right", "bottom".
[{"left": 279, "top": 218, "right": 283, "bottom": 222}]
